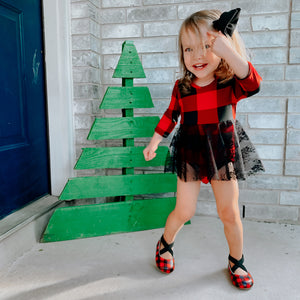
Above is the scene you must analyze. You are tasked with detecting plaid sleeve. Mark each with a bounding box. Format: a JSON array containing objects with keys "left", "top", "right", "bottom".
[
  {"left": 233, "top": 62, "right": 262, "bottom": 102},
  {"left": 155, "top": 81, "right": 181, "bottom": 138}
]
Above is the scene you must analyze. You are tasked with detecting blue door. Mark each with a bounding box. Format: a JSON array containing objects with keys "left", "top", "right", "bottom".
[{"left": 0, "top": 0, "right": 49, "bottom": 219}]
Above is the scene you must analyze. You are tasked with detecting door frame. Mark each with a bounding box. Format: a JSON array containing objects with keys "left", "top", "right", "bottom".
[{"left": 42, "top": 0, "right": 75, "bottom": 196}]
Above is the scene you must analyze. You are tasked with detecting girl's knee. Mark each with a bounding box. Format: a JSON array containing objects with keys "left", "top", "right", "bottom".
[
  {"left": 218, "top": 206, "right": 241, "bottom": 225},
  {"left": 174, "top": 207, "right": 195, "bottom": 223}
]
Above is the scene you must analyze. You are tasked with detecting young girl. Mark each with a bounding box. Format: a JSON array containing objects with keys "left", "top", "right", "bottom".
[{"left": 143, "top": 8, "right": 264, "bottom": 289}]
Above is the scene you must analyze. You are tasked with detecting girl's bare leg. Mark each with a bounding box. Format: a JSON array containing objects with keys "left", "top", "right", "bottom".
[
  {"left": 211, "top": 179, "right": 247, "bottom": 275},
  {"left": 160, "top": 177, "right": 201, "bottom": 259}
]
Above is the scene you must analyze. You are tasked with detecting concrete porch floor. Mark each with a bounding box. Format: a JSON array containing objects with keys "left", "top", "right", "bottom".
[{"left": 0, "top": 216, "right": 299, "bottom": 300}]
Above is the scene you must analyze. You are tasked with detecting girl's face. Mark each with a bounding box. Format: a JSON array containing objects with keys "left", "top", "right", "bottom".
[{"left": 181, "top": 25, "right": 221, "bottom": 86}]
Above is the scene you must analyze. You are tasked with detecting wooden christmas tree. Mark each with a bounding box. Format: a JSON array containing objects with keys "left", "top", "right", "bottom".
[{"left": 41, "top": 41, "right": 179, "bottom": 242}]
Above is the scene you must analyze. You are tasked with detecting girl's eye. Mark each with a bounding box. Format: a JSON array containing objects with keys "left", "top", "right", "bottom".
[
  {"left": 205, "top": 44, "right": 211, "bottom": 49},
  {"left": 185, "top": 48, "right": 192, "bottom": 52}
]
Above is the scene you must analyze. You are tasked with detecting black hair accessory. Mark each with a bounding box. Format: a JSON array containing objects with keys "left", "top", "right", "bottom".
[{"left": 212, "top": 8, "right": 241, "bottom": 37}]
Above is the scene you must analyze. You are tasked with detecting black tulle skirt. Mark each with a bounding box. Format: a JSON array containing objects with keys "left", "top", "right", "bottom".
[{"left": 165, "top": 120, "right": 264, "bottom": 183}]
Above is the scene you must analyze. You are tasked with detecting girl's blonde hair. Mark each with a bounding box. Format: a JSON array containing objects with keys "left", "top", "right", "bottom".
[{"left": 178, "top": 9, "right": 248, "bottom": 94}]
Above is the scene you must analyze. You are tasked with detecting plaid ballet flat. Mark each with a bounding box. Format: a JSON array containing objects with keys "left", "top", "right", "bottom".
[
  {"left": 155, "top": 235, "right": 175, "bottom": 274},
  {"left": 228, "top": 254, "right": 254, "bottom": 289}
]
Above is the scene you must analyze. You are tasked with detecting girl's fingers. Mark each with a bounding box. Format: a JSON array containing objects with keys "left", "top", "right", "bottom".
[
  {"left": 207, "top": 31, "right": 220, "bottom": 47},
  {"left": 207, "top": 30, "right": 219, "bottom": 37},
  {"left": 143, "top": 148, "right": 156, "bottom": 161},
  {"left": 149, "top": 151, "right": 157, "bottom": 160},
  {"left": 143, "top": 149, "right": 149, "bottom": 161},
  {"left": 207, "top": 31, "right": 225, "bottom": 41},
  {"left": 150, "top": 152, "right": 157, "bottom": 160}
]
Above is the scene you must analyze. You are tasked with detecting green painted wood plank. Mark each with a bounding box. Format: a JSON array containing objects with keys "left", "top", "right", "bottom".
[
  {"left": 124, "top": 195, "right": 134, "bottom": 201},
  {"left": 88, "top": 116, "right": 159, "bottom": 140},
  {"left": 122, "top": 108, "right": 134, "bottom": 165},
  {"left": 100, "top": 87, "right": 153, "bottom": 109},
  {"left": 123, "top": 138, "right": 134, "bottom": 147},
  {"left": 59, "top": 173, "right": 177, "bottom": 200},
  {"left": 122, "top": 108, "right": 134, "bottom": 118},
  {"left": 41, "top": 197, "right": 179, "bottom": 242},
  {"left": 75, "top": 146, "right": 170, "bottom": 169},
  {"left": 113, "top": 41, "right": 145, "bottom": 79},
  {"left": 122, "top": 78, "right": 133, "bottom": 86}
]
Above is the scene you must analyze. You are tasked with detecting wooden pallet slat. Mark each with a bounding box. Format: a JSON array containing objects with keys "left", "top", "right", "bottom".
[
  {"left": 75, "top": 146, "right": 170, "bottom": 169},
  {"left": 41, "top": 197, "right": 179, "bottom": 242},
  {"left": 59, "top": 173, "right": 177, "bottom": 200},
  {"left": 113, "top": 41, "right": 145, "bottom": 79},
  {"left": 87, "top": 116, "right": 160, "bottom": 140},
  {"left": 100, "top": 87, "right": 153, "bottom": 109}
]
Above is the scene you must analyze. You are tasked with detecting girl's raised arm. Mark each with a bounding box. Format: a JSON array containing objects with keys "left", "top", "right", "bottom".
[{"left": 208, "top": 31, "right": 249, "bottom": 79}]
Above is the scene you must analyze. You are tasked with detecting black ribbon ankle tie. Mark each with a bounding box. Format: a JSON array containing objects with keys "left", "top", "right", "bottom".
[{"left": 212, "top": 8, "right": 241, "bottom": 37}]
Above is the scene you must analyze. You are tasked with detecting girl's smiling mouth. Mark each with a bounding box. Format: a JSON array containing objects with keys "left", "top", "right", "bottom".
[{"left": 193, "top": 63, "right": 208, "bottom": 70}]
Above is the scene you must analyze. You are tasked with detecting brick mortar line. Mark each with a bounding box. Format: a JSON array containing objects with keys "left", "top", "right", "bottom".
[
  {"left": 71, "top": 33, "right": 101, "bottom": 39},
  {"left": 100, "top": 38, "right": 177, "bottom": 43},
  {"left": 71, "top": 16, "right": 101, "bottom": 23},
  {"left": 71, "top": 0, "right": 100, "bottom": 9},
  {"left": 287, "top": 0, "right": 293, "bottom": 63},
  {"left": 73, "top": 82, "right": 100, "bottom": 85},
  {"left": 73, "top": 66, "right": 100, "bottom": 70},
  {"left": 72, "top": 49, "right": 101, "bottom": 55}
]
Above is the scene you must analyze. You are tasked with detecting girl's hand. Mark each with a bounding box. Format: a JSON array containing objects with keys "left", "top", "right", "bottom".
[
  {"left": 207, "top": 30, "right": 249, "bottom": 79},
  {"left": 143, "top": 132, "right": 163, "bottom": 161},
  {"left": 207, "top": 31, "right": 234, "bottom": 59},
  {"left": 143, "top": 143, "right": 158, "bottom": 161}
]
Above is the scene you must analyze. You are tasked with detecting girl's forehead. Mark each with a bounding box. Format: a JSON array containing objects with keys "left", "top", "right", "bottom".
[{"left": 181, "top": 25, "right": 209, "bottom": 45}]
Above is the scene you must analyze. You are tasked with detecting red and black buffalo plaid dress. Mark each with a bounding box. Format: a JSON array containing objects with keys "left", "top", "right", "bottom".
[{"left": 155, "top": 62, "right": 265, "bottom": 183}]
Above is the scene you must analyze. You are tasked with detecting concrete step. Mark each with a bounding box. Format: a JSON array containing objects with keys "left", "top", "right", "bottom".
[{"left": 0, "top": 195, "right": 61, "bottom": 273}]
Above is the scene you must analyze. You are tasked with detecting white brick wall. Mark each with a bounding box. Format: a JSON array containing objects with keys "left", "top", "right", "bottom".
[
  {"left": 70, "top": 0, "right": 300, "bottom": 224},
  {"left": 71, "top": 0, "right": 103, "bottom": 161}
]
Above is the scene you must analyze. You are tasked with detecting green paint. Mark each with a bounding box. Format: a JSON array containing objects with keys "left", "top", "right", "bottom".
[
  {"left": 122, "top": 78, "right": 134, "bottom": 87},
  {"left": 121, "top": 65, "right": 135, "bottom": 186},
  {"left": 41, "top": 197, "right": 178, "bottom": 242},
  {"left": 113, "top": 41, "right": 145, "bottom": 79},
  {"left": 41, "top": 41, "right": 183, "bottom": 243},
  {"left": 122, "top": 109, "right": 134, "bottom": 118},
  {"left": 100, "top": 87, "right": 153, "bottom": 109},
  {"left": 75, "top": 146, "right": 170, "bottom": 170},
  {"left": 59, "top": 174, "right": 177, "bottom": 200},
  {"left": 87, "top": 116, "right": 160, "bottom": 140}
]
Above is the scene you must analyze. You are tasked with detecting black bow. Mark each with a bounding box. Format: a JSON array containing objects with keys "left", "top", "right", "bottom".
[{"left": 212, "top": 8, "right": 241, "bottom": 37}]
